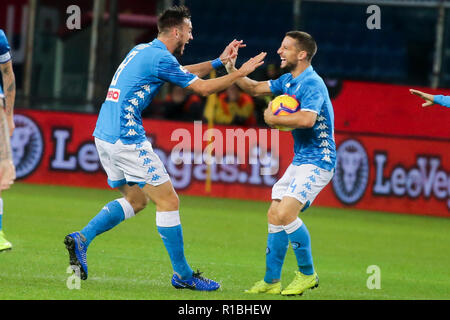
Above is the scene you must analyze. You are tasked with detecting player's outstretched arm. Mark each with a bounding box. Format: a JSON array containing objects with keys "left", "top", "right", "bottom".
[
  {"left": 410, "top": 89, "right": 450, "bottom": 108},
  {"left": 0, "top": 60, "right": 16, "bottom": 136},
  {"left": 187, "top": 52, "right": 266, "bottom": 97},
  {"left": 0, "top": 107, "right": 15, "bottom": 190},
  {"left": 224, "top": 47, "right": 272, "bottom": 97},
  {"left": 263, "top": 102, "right": 317, "bottom": 129},
  {"left": 183, "top": 39, "right": 245, "bottom": 78}
]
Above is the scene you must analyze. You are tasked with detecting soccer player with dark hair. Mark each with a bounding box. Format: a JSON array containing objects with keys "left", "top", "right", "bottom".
[
  {"left": 410, "top": 89, "right": 450, "bottom": 108},
  {"left": 64, "top": 5, "right": 266, "bottom": 291},
  {"left": 226, "top": 31, "right": 336, "bottom": 296},
  {"left": 0, "top": 28, "right": 16, "bottom": 252}
]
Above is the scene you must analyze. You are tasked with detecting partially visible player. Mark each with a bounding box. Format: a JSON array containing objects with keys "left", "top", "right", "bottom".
[
  {"left": 0, "top": 107, "right": 15, "bottom": 191},
  {"left": 64, "top": 5, "right": 266, "bottom": 290},
  {"left": 0, "top": 29, "right": 16, "bottom": 252},
  {"left": 410, "top": 89, "right": 450, "bottom": 108},
  {"left": 226, "top": 31, "right": 336, "bottom": 296}
]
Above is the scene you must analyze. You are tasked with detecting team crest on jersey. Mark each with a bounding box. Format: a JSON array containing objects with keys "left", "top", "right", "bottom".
[
  {"left": 11, "top": 114, "right": 44, "bottom": 179},
  {"left": 332, "top": 139, "right": 369, "bottom": 205},
  {"left": 106, "top": 88, "right": 121, "bottom": 102}
]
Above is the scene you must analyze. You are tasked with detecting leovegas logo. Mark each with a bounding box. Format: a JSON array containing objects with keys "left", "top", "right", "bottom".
[{"left": 106, "top": 88, "right": 120, "bottom": 102}]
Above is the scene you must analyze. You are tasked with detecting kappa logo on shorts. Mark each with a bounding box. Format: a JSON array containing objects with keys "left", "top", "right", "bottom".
[
  {"left": 332, "top": 139, "right": 369, "bottom": 205},
  {"left": 11, "top": 114, "right": 44, "bottom": 179},
  {"left": 106, "top": 88, "right": 120, "bottom": 102},
  {"left": 299, "top": 190, "right": 307, "bottom": 200}
]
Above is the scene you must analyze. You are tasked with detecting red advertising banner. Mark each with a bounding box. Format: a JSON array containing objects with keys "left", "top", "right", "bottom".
[
  {"left": 320, "top": 134, "right": 450, "bottom": 217},
  {"left": 12, "top": 108, "right": 450, "bottom": 218},
  {"left": 11, "top": 80, "right": 450, "bottom": 218}
]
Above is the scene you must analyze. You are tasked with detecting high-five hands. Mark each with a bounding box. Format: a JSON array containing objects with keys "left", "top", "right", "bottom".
[{"left": 219, "top": 39, "right": 246, "bottom": 66}]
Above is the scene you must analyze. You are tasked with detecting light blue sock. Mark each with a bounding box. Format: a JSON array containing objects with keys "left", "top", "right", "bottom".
[
  {"left": 264, "top": 225, "right": 289, "bottom": 283},
  {"left": 284, "top": 218, "right": 314, "bottom": 276},
  {"left": 156, "top": 211, "right": 193, "bottom": 280},
  {"left": 81, "top": 199, "right": 132, "bottom": 247}
]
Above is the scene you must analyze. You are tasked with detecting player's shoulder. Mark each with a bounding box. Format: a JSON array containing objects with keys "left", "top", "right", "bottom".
[
  {"left": 301, "top": 71, "right": 326, "bottom": 90},
  {"left": 133, "top": 41, "right": 161, "bottom": 56},
  {"left": 133, "top": 40, "right": 170, "bottom": 59},
  {"left": 0, "top": 29, "right": 11, "bottom": 53},
  {"left": 0, "top": 29, "right": 7, "bottom": 42},
  {"left": 276, "top": 73, "right": 292, "bottom": 82},
  {"left": 270, "top": 72, "right": 291, "bottom": 86}
]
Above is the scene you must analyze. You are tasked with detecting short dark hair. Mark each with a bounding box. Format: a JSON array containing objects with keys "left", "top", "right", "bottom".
[
  {"left": 157, "top": 5, "right": 191, "bottom": 34},
  {"left": 285, "top": 31, "right": 317, "bottom": 61}
]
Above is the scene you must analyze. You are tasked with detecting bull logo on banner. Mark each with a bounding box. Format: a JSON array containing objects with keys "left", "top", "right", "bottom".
[
  {"left": 11, "top": 114, "right": 44, "bottom": 178},
  {"left": 332, "top": 139, "right": 369, "bottom": 205}
]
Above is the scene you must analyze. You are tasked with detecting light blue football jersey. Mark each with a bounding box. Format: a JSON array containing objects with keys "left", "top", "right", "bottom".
[
  {"left": 269, "top": 66, "right": 336, "bottom": 171},
  {"left": 434, "top": 95, "right": 450, "bottom": 108},
  {"left": 0, "top": 29, "right": 12, "bottom": 97},
  {"left": 93, "top": 39, "right": 199, "bottom": 144}
]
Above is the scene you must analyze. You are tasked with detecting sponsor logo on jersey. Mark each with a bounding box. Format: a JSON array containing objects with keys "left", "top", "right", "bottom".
[
  {"left": 106, "top": 88, "right": 121, "bottom": 102},
  {"left": 11, "top": 114, "right": 44, "bottom": 179},
  {"left": 332, "top": 139, "right": 369, "bottom": 205}
]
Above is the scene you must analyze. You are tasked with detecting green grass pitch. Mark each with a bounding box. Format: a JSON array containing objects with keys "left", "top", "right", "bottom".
[{"left": 0, "top": 183, "right": 449, "bottom": 300}]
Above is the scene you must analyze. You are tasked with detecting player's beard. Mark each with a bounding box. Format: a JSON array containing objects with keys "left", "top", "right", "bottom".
[
  {"left": 281, "top": 60, "right": 297, "bottom": 73},
  {"left": 174, "top": 39, "right": 185, "bottom": 56}
]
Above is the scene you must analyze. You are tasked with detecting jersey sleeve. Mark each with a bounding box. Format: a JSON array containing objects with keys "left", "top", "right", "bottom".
[
  {"left": 298, "top": 80, "right": 325, "bottom": 114},
  {"left": 157, "top": 53, "right": 198, "bottom": 88},
  {"left": 434, "top": 95, "right": 450, "bottom": 108},
  {"left": 268, "top": 75, "right": 287, "bottom": 95},
  {"left": 0, "top": 30, "right": 11, "bottom": 64}
]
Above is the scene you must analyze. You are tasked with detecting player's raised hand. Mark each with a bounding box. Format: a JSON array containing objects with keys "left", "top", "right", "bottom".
[
  {"left": 225, "top": 45, "right": 240, "bottom": 73},
  {"left": 238, "top": 52, "right": 267, "bottom": 77},
  {"left": 220, "top": 39, "right": 246, "bottom": 66},
  {"left": 409, "top": 89, "right": 435, "bottom": 107}
]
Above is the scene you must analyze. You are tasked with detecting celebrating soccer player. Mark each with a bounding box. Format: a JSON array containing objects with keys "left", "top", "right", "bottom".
[
  {"left": 226, "top": 31, "right": 336, "bottom": 296},
  {"left": 0, "top": 28, "right": 16, "bottom": 252},
  {"left": 64, "top": 5, "right": 265, "bottom": 291},
  {"left": 410, "top": 89, "right": 450, "bottom": 108}
]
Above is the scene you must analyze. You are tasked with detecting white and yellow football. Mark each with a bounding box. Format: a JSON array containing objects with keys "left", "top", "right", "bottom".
[{"left": 270, "top": 94, "right": 300, "bottom": 131}]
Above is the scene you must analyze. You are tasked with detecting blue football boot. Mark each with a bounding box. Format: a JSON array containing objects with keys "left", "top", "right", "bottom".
[
  {"left": 64, "top": 232, "right": 88, "bottom": 280},
  {"left": 171, "top": 270, "right": 220, "bottom": 291}
]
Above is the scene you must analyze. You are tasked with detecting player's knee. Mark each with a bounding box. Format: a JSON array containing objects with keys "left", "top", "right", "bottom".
[
  {"left": 277, "top": 209, "right": 296, "bottom": 226},
  {"left": 126, "top": 195, "right": 148, "bottom": 214},
  {"left": 267, "top": 207, "right": 281, "bottom": 224},
  {"left": 165, "top": 193, "right": 179, "bottom": 211},
  {"left": 156, "top": 193, "right": 179, "bottom": 212}
]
